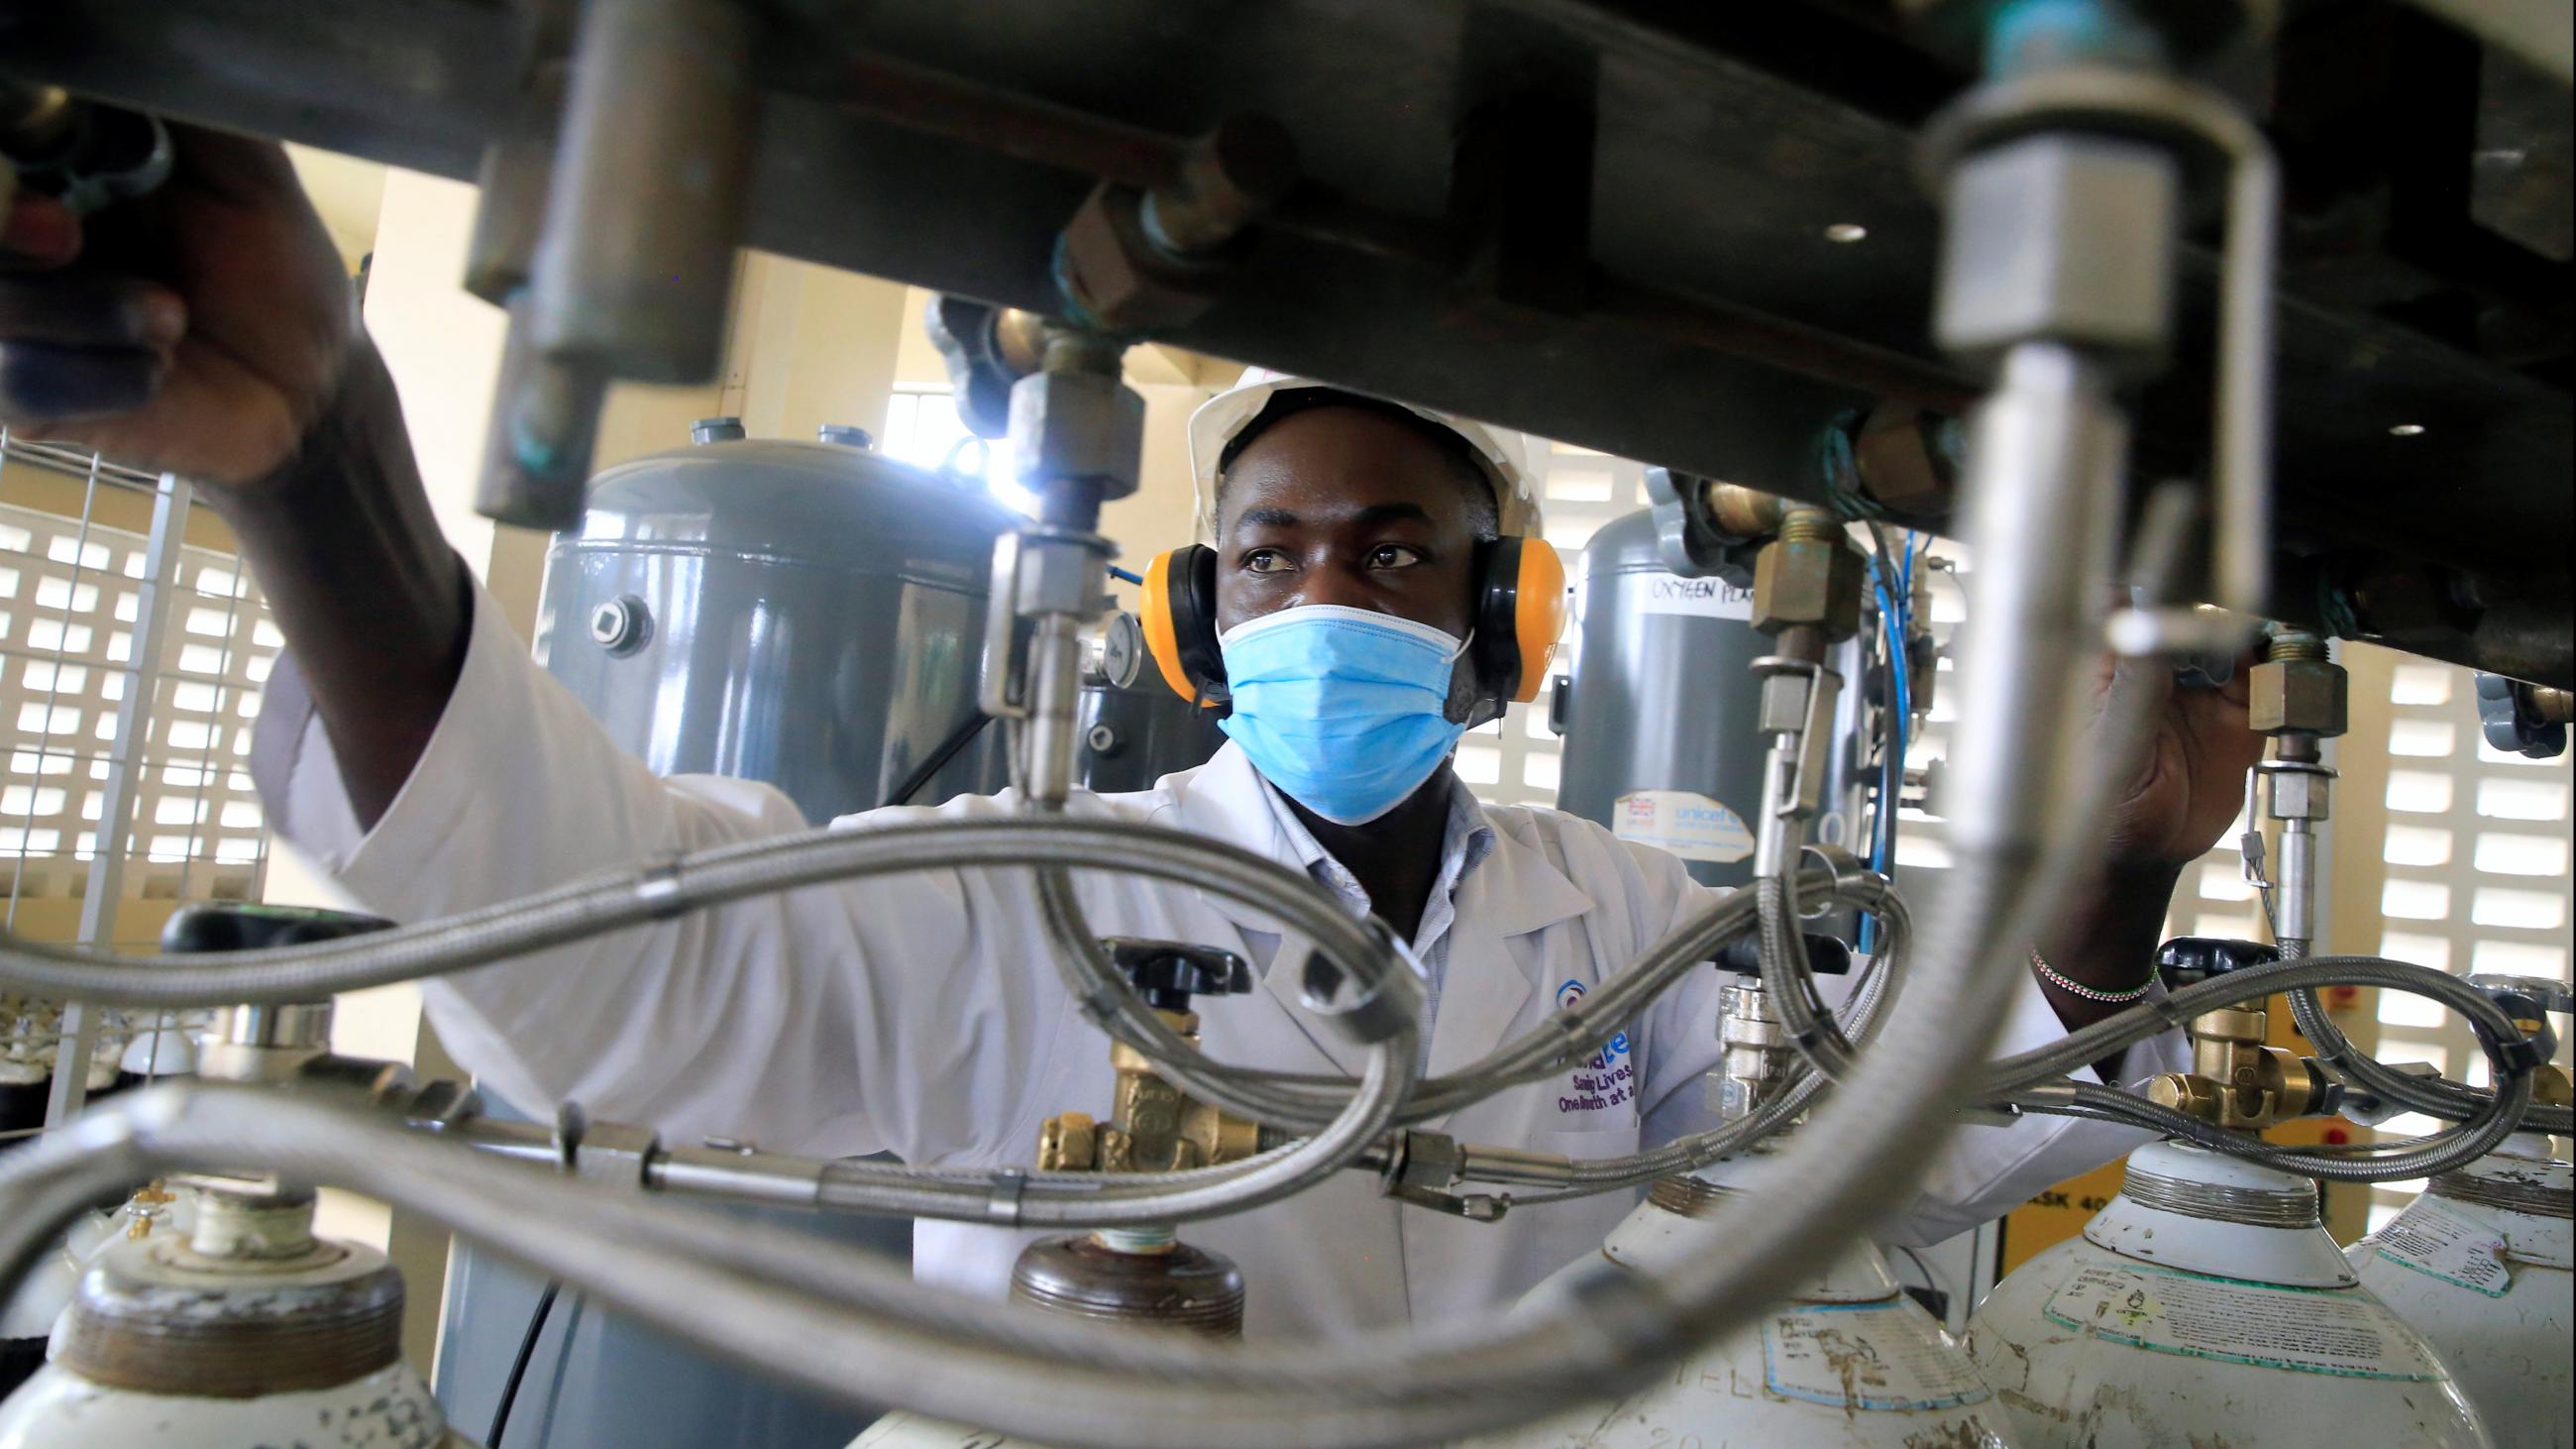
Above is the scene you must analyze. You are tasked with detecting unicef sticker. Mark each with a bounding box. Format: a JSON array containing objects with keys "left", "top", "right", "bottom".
[{"left": 1612, "top": 790, "right": 1756, "bottom": 864}]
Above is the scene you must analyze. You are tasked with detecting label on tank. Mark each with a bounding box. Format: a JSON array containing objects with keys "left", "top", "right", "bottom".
[
  {"left": 1636, "top": 574, "right": 1754, "bottom": 618},
  {"left": 2042, "top": 1263, "right": 2448, "bottom": 1380},
  {"left": 2370, "top": 1199, "right": 2513, "bottom": 1296},
  {"left": 1759, "top": 1300, "right": 1992, "bottom": 1410},
  {"left": 1612, "top": 790, "right": 1755, "bottom": 862}
]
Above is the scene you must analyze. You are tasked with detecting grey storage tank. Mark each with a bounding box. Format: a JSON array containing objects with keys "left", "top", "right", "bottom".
[
  {"left": 1555, "top": 508, "right": 1874, "bottom": 891},
  {"left": 534, "top": 419, "right": 1020, "bottom": 820}
]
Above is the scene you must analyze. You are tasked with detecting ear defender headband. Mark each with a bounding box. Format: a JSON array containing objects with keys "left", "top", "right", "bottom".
[{"left": 1138, "top": 536, "right": 1567, "bottom": 724}]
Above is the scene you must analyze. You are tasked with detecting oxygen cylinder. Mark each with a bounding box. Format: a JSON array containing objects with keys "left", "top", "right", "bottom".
[
  {"left": 0, "top": 1186, "right": 478, "bottom": 1449},
  {"left": 1970, "top": 1140, "right": 2491, "bottom": 1448},
  {"left": 0, "top": 1205, "right": 118, "bottom": 1399},
  {"left": 1556, "top": 509, "right": 1876, "bottom": 888},
  {"left": 1456, "top": 1171, "right": 2014, "bottom": 1449},
  {"left": 2352, "top": 1134, "right": 2571, "bottom": 1449}
]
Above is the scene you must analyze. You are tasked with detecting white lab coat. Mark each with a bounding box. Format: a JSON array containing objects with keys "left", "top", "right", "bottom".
[{"left": 254, "top": 582, "right": 2182, "bottom": 1339}]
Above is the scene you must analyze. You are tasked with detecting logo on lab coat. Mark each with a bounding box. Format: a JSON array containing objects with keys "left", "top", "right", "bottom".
[{"left": 1555, "top": 979, "right": 1634, "bottom": 1115}]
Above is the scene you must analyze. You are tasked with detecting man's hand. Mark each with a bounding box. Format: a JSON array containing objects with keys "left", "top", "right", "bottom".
[
  {"left": 2035, "top": 649, "right": 2268, "bottom": 1041},
  {"left": 2095, "top": 651, "right": 2266, "bottom": 868},
  {"left": 0, "top": 125, "right": 354, "bottom": 487},
  {"left": 6, "top": 121, "right": 469, "bottom": 829}
]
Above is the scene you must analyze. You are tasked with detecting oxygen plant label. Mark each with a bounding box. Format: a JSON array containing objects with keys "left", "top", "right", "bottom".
[
  {"left": 1760, "top": 1301, "right": 1992, "bottom": 1411},
  {"left": 2370, "top": 1198, "right": 2514, "bottom": 1297},
  {"left": 2042, "top": 1263, "right": 2448, "bottom": 1382}
]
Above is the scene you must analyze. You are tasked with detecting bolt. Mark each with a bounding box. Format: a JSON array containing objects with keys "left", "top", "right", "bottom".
[
  {"left": 2266, "top": 629, "right": 2327, "bottom": 663},
  {"left": 590, "top": 596, "right": 650, "bottom": 655},
  {"left": 1775, "top": 507, "right": 1842, "bottom": 545},
  {"left": 1087, "top": 724, "right": 1122, "bottom": 755}
]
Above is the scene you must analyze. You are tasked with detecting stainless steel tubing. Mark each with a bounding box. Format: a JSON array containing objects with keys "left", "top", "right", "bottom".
[
  {"left": 0, "top": 819, "right": 1407, "bottom": 1012},
  {"left": 495, "top": 1026, "right": 1411, "bottom": 1229},
  {"left": 1036, "top": 862, "right": 1877, "bottom": 1132},
  {"left": 0, "top": 1083, "right": 1929, "bottom": 1448},
  {"left": 1549, "top": 879, "right": 1907, "bottom": 1194},
  {"left": 1985, "top": 954, "right": 2554, "bottom": 1100},
  {"left": 2010, "top": 1070, "right": 2534, "bottom": 1183}
]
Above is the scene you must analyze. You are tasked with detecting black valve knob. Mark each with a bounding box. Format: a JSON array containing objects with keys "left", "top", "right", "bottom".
[
  {"left": 2475, "top": 674, "right": 2568, "bottom": 760},
  {"left": 160, "top": 903, "right": 395, "bottom": 953},
  {"left": 1107, "top": 939, "right": 1254, "bottom": 1013},
  {"left": 2154, "top": 936, "right": 2282, "bottom": 990},
  {"left": 1713, "top": 933, "right": 1854, "bottom": 977}
]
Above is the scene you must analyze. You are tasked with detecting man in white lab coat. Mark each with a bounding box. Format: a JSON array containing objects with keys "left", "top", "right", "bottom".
[{"left": 0, "top": 132, "right": 2263, "bottom": 1336}]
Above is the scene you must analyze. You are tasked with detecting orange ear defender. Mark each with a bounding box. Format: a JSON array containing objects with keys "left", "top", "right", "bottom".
[
  {"left": 1139, "top": 546, "right": 1229, "bottom": 709},
  {"left": 1137, "top": 538, "right": 1566, "bottom": 720}
]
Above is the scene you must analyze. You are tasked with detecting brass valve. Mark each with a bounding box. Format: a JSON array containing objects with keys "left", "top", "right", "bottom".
[
  {"left": 1036, "top": 941, "right": 1261, "bottom": 1174},
  {"left": 2146, "top": 937, "right": 2339, "bottom": 1132},
  {"left": 2147, "top": 999, "right": 2333, "bottom": 1131}
]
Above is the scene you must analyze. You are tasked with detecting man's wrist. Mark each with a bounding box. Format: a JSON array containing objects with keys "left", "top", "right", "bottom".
[
  {"left": 2038, "top": 857, "right": 2183, "bottom": 992},
  {"left": 222, "top": 337, "right": 393, "bottom": 520}
]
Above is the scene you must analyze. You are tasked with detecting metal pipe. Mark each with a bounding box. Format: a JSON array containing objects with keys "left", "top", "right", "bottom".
[
  {"left": 525, "top": 0, "right": 756, "bottom": 382},
  {"left": 44, "top": 473, "right": 192, "bottom": 1130},
  {"left": 0, "top": 819, "right": 1408, "bottom": 1013},
  {"left": 1023, "top": 613, "right": 1086, "bottom": 807},
  {"left": 2276, "top": 817, "right": 2318, "bottom": 948},
  {"left": 0, "top": 1082, "right": 1879, "bottom": 1447}
]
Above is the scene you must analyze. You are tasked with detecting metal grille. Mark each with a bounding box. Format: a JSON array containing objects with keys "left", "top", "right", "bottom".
[
  {"left": 0, "top": 430, "right": 279, "bottom": 1142},
  {"left": 2363, "top": 650, "right": 2573, "bottom": 1229}
]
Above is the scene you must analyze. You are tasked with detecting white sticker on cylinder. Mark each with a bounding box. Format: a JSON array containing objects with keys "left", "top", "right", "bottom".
[
  {"left": 1636, "top": 574, "right": 1755, "bottom": 618},
  {"left": 2371, "top": 1199, "right": 2514, "bottom": 1297},
  {"left": 1612, "top": 790, "right": 1755, "bottom": 863},
  {"left": 1760, "top": 1301, "right": 1991, "bottom": 1410},
  {"left": 2042, "top": 1262, "right": 2448, "bottom": 1381}
]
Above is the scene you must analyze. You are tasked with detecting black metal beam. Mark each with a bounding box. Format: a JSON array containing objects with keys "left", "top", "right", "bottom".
[{"left": 5, "top": 0, "right": 2567, "bottom": 677}]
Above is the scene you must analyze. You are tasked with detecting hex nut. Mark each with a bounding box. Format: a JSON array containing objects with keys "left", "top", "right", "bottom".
[
  {"left": 1751, "top": 538, "right": 1866, "bottom": 640},
  {"left": 1036, "top": 1111, "right": 1098, "bottom": 1171},
  {"left": 1936, "top": 134, "right": 2180, "bottom": 362},
  {"left": 1060, "top": 183, "right": 1223, "bottom": 333},
  {"left": 1853, "top": 405, "right": 1955, "bottom": 515},
  {"left": 2248, "top": 657, "right": 2349, "bottom": 736},
  {"left": 1008, "top": 368, "right": 1146, "bottom": 500},
  {"left": 2266, "top": 768, "right": 2331, "bottom": 822},
  {"left": 2147, "top": 1072, "right": 2221, "bottom": 1122}
]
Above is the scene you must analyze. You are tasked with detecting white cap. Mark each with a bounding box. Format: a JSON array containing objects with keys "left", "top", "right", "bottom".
[{"left": 1186, "top": 370, "right": 1543, "bottom": 540}]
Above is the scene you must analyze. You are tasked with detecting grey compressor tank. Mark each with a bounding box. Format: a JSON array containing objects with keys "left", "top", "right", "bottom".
[
  {"left": 1555, "top": 508, "right": 1874, "bottom": 891},
  {"left": 534, "top": 419, "right": 1021, "bottom": 822}
]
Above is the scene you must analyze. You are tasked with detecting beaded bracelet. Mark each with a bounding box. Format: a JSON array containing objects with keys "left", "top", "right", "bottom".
[{"left": 2029, "top": 947, "right": 2157, "bottom": 1004}]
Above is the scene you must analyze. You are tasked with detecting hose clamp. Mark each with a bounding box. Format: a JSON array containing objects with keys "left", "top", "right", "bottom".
[
  {"left": 1297, "top": 923, "right": 1426, "bottom": 1047},
  {"left": 634, "top": 855, "right": 687, "bottom": 920},
  {"left": 985, "top": 1168, "right": 1030, "bottom": 1227}
]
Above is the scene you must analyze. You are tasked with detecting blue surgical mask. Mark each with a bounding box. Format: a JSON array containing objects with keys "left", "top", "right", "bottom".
[{"left": 1217, "top": 605, "right": 1472, "bottom": 826}]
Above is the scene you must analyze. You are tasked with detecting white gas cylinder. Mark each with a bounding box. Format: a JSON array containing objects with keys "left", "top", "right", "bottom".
[
  {"left": 1456, "top": 1173, "right": 2017, "bottom": 1447},
  {"left": 0, "top": 1187, "right": 479, "bottom": 1449},
  {"left": 853, "top": 1413, "right": 1048, "bottom": 1446},
  {"left": 1971, "top": 1139, "right": 2492, "bottom": 1448},
  {"left": 2351, "top": 1134, "right": 2571, "bottom": 1449}
]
